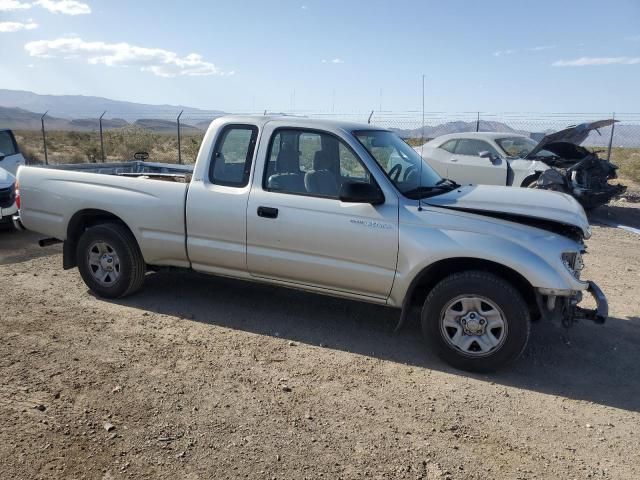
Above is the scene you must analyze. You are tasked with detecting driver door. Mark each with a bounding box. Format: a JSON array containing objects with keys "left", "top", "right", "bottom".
[
  {"left": 446, "top": 138, "right": 507, "bottom": 185},
  {"left": 246, "top": 126, "right": 399, "bottom": 300}
]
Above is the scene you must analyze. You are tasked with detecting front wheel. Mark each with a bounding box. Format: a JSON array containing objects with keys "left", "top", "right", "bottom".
[
  {"left": 421, "top": 271, "right": 530, "bottom": 372},
  {"left": 76, "top": 223, "right": 146, "bottom": 298}
]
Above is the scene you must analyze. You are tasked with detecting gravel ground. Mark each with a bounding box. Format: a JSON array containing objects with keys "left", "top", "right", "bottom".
[{"left": 0, "top": 206, "right": 639, "bottom": 480}]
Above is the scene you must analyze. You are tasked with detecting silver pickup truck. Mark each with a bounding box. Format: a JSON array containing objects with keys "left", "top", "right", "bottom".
[{"left": 14, "top": 115, "right": 607, "bottom": 372}]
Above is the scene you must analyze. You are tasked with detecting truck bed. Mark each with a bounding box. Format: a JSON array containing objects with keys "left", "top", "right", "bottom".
[
  {"left": 18, "top": 161, "right": 192, "bottom": 267},
  {"left": 33, "top": 161, "right": 194, "bottom": 182}
]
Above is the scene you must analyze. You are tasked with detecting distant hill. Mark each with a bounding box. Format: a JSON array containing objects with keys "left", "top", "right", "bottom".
[
  {"left": 391, "top": 120, "right": 530, "bottom": 139},
  {"left": 0, "top": 106, "right": 204, "bottom": 134},
  {"left": 0, "top": 88, "right": 225, "bottom": 122}
]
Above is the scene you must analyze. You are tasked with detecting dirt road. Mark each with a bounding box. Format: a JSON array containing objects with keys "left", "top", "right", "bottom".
[{"left": 1, "top": 207, "right": 639, "bottom": 479}]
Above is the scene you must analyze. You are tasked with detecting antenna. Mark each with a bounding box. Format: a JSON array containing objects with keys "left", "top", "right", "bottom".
[{"left": 418, "top": 74, "right": 425, "bottom": 211}]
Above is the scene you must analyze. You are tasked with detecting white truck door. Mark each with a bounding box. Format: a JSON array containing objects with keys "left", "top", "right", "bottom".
[
  {"left": 446, "top": 138, "right": 507, "bottom": 185},
  {"left": 0, "top": 130, "right": 26, "bottom": 176},
  {"left": 246, "top": 127, "right": 398, "bottom": 300},
  {"left": 186, "top": 124, "right": 258, "bottom": 276}
]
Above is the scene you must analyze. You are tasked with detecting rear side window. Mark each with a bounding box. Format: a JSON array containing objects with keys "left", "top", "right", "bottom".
[
  {"left": 0, "top": 131, "right": 18, "bottom": 157},
  {"left": 439, "top": 139, "right": 457, "bottom": 153},
  {"left": 209, "top": 125, "right": 258, "bottom": 187},
  {"left": 454, "top": 139, "right": 500, "bottom": 157}
]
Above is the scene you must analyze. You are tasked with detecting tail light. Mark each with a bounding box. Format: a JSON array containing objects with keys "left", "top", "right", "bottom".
[{"left": 15, "top": 180, "right": 20, "bottom": 209}]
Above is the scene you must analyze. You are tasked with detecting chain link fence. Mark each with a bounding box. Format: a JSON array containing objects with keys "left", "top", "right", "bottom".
[{"left": 9, "top": 110, "right": 640, "bottom": 183}]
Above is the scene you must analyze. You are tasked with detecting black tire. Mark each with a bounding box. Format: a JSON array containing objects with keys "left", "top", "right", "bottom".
[
  {"left": 421, "top": 271, "right": 530, "bottom": 372},
  {"left": 76, "top": 222, "right": 145, "bottom": 298}
]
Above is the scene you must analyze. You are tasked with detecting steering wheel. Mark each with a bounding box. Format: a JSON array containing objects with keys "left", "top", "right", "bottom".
[
  {"left": 403, "top": 165, "right": 417, "bottom": 181},
  {"left": 388, "top": 163, "right": 402, "bottom": 181}
]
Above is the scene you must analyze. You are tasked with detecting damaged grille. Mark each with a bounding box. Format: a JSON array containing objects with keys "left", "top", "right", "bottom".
[{"left": 0, "top": 184, "right": 16, "bottom": 209}]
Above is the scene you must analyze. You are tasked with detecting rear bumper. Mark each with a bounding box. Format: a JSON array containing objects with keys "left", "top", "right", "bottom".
[{"left": 12, "top": 213, "right": 26, "bottom": 231}]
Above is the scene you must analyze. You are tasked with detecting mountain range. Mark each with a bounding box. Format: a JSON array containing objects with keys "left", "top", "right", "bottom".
[{"left": 0, "top": 89, "right": 638, "bottom": 146}]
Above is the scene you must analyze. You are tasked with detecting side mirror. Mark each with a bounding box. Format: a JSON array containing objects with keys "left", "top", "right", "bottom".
[
  {"left": 479, "top": 151, "right": 499, "bottom": 164},
  {"left": 339, "top": 182, "right": 385, "bottom": 205},
  {"left": 0, "top": 151, "right": 5, "bottom": 162}
]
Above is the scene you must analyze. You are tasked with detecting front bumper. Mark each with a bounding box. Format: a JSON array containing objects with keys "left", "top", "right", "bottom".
[
  {"left": 576, "top": 281, "right": 608, "bottom": 324},
  {"left": 536, "top": 280, "right": 608, "bottom": 326}
]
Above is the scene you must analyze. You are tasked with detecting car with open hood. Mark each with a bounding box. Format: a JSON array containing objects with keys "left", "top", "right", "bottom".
[
  {"left": 14, "top": 116, "right": 608, "bottom": 372},
  {"left": 418, "top": 120, "right": 625, "bottom": 209}
]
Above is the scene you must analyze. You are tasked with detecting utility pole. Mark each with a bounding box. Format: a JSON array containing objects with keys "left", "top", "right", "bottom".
[
  {"left": 99, "top": 111, "right": 106, "bottom": 162},
  {"left": 41, "top": 111, "right": 48, "bottom": 165},
  {"left": 476, "top": 111, "right": 480, "bottom": 132},
  {"left": 606, "top": 112, "right": 615, "bottom": 161}
]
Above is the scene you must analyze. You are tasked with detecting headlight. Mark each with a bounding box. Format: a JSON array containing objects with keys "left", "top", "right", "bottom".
[{"left": 562, "top": 251, "right": 583, "bottom": 279}]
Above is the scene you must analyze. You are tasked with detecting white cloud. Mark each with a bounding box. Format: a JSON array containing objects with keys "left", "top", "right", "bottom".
[
  {"left": 493, "top": 49, "right": 516, "bottom": 57},
  {"left": 552, "top": 56, "right": 640, "bottom": 67},
  {"left": 24, "top": 37, "right": 233, "bottom": 77},
  {"left": 322, "top": 58, "right": 344, "bottom": 64},
  {"left": 528, "top": 45, "right": 556, "bottom": 51},
  {"left": 0, "top": 20, "right": 38, "bottom": 32},
  {"left": 301, "top": 5, "right": 307, "bottom": 9},
  {"left": 35, "top": 0, "right": 90, "bottom": 15},
  {"left": 0, "top": 0, "right": 31, "bottom": 10}
]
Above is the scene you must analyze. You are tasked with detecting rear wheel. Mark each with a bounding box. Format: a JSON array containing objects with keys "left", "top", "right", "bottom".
[
  {"left": 76, "top": 223, "right": 145, "bottom": 298},
  {"left": 421, "top": 271, "right": 530, "bottom": 372}
]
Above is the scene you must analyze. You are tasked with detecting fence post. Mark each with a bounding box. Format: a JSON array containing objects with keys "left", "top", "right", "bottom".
[
  {"left": 99, "top": 111, "right": 106, "bottom": 162},
  {"left": 368, "top": 110, "right": 374, "bottom": 124},
  {"left": 177, "top": 110, "right": 183, "bottom": 164},
  {"left": 476, "top": 111, "right": 480, "bottom": 132},
  {"left": 606, "top": 112, "right": 615, "bottom": 161},
  {"left": 40, "top": 111, "right": 48, "bottom": 165}
]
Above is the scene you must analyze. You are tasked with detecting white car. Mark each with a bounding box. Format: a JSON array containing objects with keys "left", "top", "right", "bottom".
[
  {"left": 0, "top": 129, "right": 26, "bottom": 176},
  {"left": 0, "top": 167, "right": 18, "bottom": 226},
  {"left": 417, "top": 121, "right": 625, "bottom": 209}
]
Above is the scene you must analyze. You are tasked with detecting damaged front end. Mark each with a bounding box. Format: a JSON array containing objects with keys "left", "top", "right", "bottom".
[
  {"left": 527, "top": 119, "right": 626, "bottom": 209},
  {"left": 535, "top": 249, "right": 608, "bottom": 328},
  {"left": 535, "top": 149, "right": 626, "bottom": 209},
  {"left": 536, "top": 283, "right": 608, "bottom": 328}
]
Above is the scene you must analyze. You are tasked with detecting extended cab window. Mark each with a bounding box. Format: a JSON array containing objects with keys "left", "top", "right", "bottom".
[
  {"left": 209, "top": 125, "right": 258, "bottom": 187},
  {"left": 454, "top": 139, "right": 500, "bottom": 158},
  {"left": 264, "top": 129, "right": 373, "bottom": 198},
  {"left": 0, "top": 130, "right": 18, "bottom": 157}
]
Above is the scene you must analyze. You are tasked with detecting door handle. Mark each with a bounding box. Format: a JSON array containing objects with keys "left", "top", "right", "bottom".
[
  {"left": 257, "top": 206, "right": 279, "bottom": 219},
  {"left": 450, "top": 158, "right": 458, "bottom": 162}
]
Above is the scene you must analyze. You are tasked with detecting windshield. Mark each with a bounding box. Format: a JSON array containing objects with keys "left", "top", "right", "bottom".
[
  {"left": 496, "top": 136, "right": 554, "bottom": 158},
  {"left": 354, "top": 130, "right": 453, "bottom": 198}
]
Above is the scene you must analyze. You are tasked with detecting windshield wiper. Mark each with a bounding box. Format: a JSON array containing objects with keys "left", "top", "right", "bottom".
[
  {"left": 435, "top": 178, "right": 460, "bottom": 188},
  {"left": 403, "top": 184, "right": 456, "bottom": 199}
]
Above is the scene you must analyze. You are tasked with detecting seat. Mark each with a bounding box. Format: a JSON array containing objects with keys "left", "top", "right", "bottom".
[
  {"left": 267, "top": 146, "right": 306, "bottom": 193},
  {"left": 304, "top": 150, "right": 339, "bottom": 196}
]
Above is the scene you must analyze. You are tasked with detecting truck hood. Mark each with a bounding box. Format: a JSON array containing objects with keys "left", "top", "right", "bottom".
[
  {"left": 424, "top": 185, "right": 590, "bottom": 238},
  {"left": 0, "top": 166, "right": 15, "bottom": 189},
  {"left": 525, "top": 119, "right": 617, "bottom": 159}
]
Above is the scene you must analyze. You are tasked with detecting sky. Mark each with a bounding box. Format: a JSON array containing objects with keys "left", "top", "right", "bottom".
[{"left": 0, "top": 0, "right": 639, "bottom": 113}]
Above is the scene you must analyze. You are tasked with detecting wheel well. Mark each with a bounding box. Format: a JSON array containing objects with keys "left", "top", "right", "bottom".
[
  {"left": 406, "top": 258, "right": 539, "bottom": 319},
  {"left": 63, "top": 209, "right": 136, "bottom": 269},
  {"left": 520, "top": 172, "right": 542, "bottom": 187}
]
